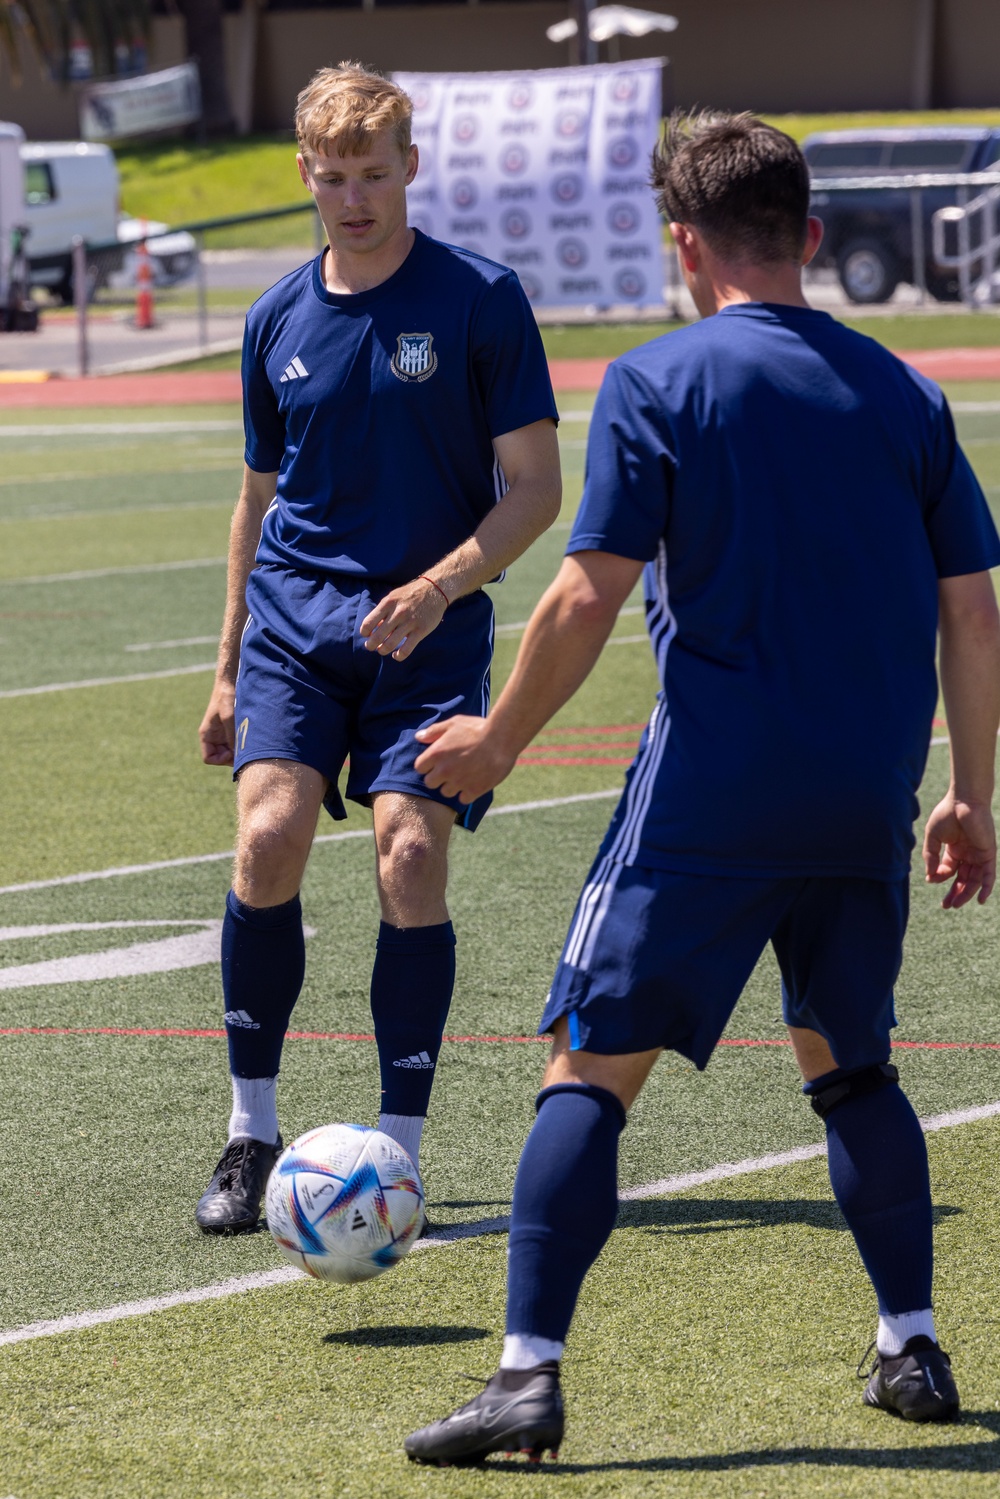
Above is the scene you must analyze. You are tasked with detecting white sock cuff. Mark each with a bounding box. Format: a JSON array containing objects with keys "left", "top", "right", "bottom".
[
  {"left": 228, "top": 1075, "right": 279, "bottom": 1145},
  {"left": 500, "top": 1333, "right": 565, "bottom": 1370},
  {"left": 378, "top": 1113, "right": 425, "bottom": 1167},
  {"left": 877, "top": 1308, "right": 936, "bottom": 1356}
]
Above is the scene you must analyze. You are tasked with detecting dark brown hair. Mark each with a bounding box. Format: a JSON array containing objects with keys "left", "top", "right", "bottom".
[{"left": 651, "top": 111, "right": 809, "bottom": 264}]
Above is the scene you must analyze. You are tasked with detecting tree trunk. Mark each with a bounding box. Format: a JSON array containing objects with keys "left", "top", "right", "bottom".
[{"left": 176, "top": 0, "right": 234, "bottom": 136}]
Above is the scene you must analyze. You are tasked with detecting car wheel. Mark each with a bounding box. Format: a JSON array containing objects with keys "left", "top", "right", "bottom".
[{"left": 836, "top": 239, "right": 900, "bottom": 304}]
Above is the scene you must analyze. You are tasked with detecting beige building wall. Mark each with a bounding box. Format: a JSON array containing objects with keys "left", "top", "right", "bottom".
[{"left": 0, "top": 0, "right": 997, "bottom": 142}]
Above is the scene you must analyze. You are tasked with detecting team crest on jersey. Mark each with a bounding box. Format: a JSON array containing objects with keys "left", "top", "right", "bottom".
[{"left": 391, "top": 332, "right": 438, "bottom": 383}]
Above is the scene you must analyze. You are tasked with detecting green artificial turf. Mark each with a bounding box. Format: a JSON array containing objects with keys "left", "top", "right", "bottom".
[
  {"left": 0, "top": 1116, "right": 997, "bottom": 1497},
  {"left": 0, "top": 394, "right": 998, "bottom": 1498}
]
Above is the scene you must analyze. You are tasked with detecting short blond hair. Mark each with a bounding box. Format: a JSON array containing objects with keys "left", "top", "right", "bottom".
[{"left": 295, "top": 62, "right": 413, "bottom": 159}]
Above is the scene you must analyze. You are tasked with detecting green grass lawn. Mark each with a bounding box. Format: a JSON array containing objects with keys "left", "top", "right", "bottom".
[{"left": 0, "top": 401, "right": 998, "bottom": 1496}]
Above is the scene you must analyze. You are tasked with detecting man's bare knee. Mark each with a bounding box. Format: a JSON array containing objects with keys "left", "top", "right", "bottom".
[
  {"left": 234, "top": 760, "right": 326, "bottom": 906},
  {"left": 541, "top": 1019, "right": 661, "bottom": 1112},
  {"left": 372, "top": 794, "right": 454, "bottom": 926}
]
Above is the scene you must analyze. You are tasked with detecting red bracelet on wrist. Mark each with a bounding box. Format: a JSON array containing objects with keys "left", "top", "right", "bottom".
[{"left": 419, "top": 575, "right": 450, "bottom": 607}]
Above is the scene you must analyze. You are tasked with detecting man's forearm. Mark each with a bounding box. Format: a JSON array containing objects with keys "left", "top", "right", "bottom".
[
  {"left": 939, "top": 600, "right": 1000, "bottom": 804},
  {"left": 426, "top": 474, "right": 560, "bottom": 602},
  {"left": 215, "top": 489, "right": 271, "bottom": 682},
  {"left": 486, "top": 569, "right": 624, "bottom": 758}
]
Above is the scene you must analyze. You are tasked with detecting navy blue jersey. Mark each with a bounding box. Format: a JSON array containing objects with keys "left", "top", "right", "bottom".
[
  {"left": 242, "top": 231, "right": 557, "bottom": 585},
  {"left": 569, "top": 303, "right": 1000, "bottom": 881}
]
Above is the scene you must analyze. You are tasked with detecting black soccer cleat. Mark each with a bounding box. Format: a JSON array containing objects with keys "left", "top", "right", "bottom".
[
  {"left": 405, "top": 1362, "right": 564, "bottom": 1466},
  {"left": 195, "top": 1135, "right": 282, "bottom": 1234},
  {"left": 861, "top": 1335, "right": 960, "bottom": 1422}
]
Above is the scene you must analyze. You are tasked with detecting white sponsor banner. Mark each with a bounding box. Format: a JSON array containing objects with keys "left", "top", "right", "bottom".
[
  {"left": 80, "top": 62, "right": 201, "bottom": 144},
  {"left": 396, "top": 61, "right": 665, "bottom": 310}
]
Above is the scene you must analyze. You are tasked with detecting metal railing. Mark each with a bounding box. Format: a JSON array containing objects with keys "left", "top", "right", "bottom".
[
  {"left": 69, "top": 202, "right": 324, "bottom": 379},
  {"left": 810, "top": 169, "right": 1000, "bottom": 307}
]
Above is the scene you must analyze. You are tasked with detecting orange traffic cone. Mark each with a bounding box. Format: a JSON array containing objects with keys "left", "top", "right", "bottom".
[{"left": 134, "top": 222, "right": 155, "bottom": 330}]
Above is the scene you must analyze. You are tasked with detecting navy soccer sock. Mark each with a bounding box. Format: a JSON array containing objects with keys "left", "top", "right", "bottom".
[
  {"left": 505, "top": 1083, "right": 626, "bottom": 1356},
  {"left": 222, "top": 889, "right": 305, "bottom": 1081},
  {"left": 370, "top": 921, "right": 456, "bottom": 1138},
  {"left": 806, "top": 1067, "right": 933, "bottom": 1315}
]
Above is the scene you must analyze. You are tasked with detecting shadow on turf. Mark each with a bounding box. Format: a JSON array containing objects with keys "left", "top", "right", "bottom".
[
  {"left": 618, "top": 1198, "right": 961, "bottom": 1235},
  {"left": 323, "top": 1324, "right": 489, "bottom": 1348},
  {"left": 478, "top": 1412, "right": 1000, "bottom": 1476}
]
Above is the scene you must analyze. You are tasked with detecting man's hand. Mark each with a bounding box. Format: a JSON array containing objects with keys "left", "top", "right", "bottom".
[
  {"left": 199, "top": 681, "right": 237, "bottom": 767},
  {"left": 360, "top": 577, "right": 448, "bottom": 661},
  {"left": 923, "top": 792, "right": 997, "bottom": 908},
  {"left": 415, "top": 715, "right": 517, "bottom": 803}
]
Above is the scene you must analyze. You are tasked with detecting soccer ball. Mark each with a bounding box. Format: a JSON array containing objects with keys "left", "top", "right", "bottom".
[{"left": 265, "top": 1123, "right": 425, "bottom": 1284}]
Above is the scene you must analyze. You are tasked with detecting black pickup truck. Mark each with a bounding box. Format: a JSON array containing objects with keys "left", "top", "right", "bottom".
[{"left": 804, "top": 126, "right": 1000, "bottom": 303}]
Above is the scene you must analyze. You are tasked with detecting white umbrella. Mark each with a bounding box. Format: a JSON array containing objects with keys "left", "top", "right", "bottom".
[{"left": 547, "top": 6, "right": 678, "bottom": 44}]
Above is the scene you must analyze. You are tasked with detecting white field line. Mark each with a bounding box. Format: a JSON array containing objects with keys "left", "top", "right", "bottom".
[
  {"left": 125, "top": 636, "right": 219, "bottom": 653},
  {"left": 2, "top": 1098, "right": 997, "bottom": 1350},
  {"left": 0, "top": 557, "right": 226, "bottom": 587},
  {"left": 950, "top": 402, "right": 1000, "bottom": 413},
  {"left": 559, "top": 409, "right": 593, "bottom": 422},
  {"left": 0, "top": 790, "right": 622, "bottom": 897},
  {"left": 0, "top": 663, "right": 216, "bottom": 700},
  {"left": 0, "top": 421, "right": 243, "bottom": 438}
]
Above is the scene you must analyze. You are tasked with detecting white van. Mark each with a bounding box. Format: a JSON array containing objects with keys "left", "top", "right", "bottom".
[
  {"left": 0, "top": 121, "right": 26, "bottom": 303},
  {"left": 18, "top": 140, "right": 197, "bottom": 301},
  {"left": 20, "top": 140, "right": 121, "bottom": 301}
]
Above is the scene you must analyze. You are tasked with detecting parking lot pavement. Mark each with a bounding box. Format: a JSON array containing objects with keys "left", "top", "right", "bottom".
[{"left": 0, "top": 308, "right": 247, "bottom": 379}]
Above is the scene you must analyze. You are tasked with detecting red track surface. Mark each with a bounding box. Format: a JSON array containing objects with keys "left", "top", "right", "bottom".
[
  {"left": 0, "top": 1026, "right": 996, "bottom": 1050},
  {"left": 3, "top": 347, "right": 1000, "bottom": 407}
]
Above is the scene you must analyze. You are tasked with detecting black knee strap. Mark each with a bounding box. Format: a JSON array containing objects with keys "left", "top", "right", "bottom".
[{"left": 808, "top": 1062, "right": 899, "bottom": 1120}]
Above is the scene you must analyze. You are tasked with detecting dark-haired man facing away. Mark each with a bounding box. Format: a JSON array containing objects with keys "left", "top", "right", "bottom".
[{"left": 404, "top": 112, "right": 1000, "bottom": 1461}]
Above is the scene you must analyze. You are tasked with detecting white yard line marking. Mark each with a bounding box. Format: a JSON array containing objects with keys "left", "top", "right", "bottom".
[
  {"left": 0, "top": 663, "right": 217, "bottom": 700},
  {"left": 950, "top": 402, "right": 1000, "bottom": 413},
  {"left": 0, "top": 791, "right": 622, "bottom": 897},
  {"left": 2, "top": 1099, "right": 997, "bottom": 1349},
  {"left": 0, "top": 557, "right": 226, "bottom": 588},
  {"left": 125, "top": 637, "right": 219, "bottom": 653},
  {"left": 559, "top": 409, "right": 593, "bottom": 422},
  {"left": 0, "top": 421, "right": 243, "bottom": 438}
]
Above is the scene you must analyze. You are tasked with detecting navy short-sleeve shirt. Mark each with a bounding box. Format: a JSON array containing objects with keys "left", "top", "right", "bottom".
[
  {"left": 570, "top": 303, "right": 1000, "bottom": 880},
  {"left": 243, "top": 230, "right": 557, "bottom": 585}
]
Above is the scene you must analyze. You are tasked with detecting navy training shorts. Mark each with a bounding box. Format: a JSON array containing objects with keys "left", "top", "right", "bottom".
[
  {"left": 232, "top": 563, "right": 494, "bottom": 830},
  {"left": 539, "top": 857, "right": 908, "bottom": 1071}
]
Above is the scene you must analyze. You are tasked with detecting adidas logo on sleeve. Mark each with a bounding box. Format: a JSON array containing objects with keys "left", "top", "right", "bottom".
[
  {"left": 280, "top": 356, "right": 309, "bottom": 382},
  {"left": 392, "top": 1050, "right": 435, "bottom": 1069}
]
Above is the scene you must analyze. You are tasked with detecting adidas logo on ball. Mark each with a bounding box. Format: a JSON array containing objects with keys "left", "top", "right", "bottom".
[{"left": 393, "top": 1050, "right": 434, "bottom": 1069}]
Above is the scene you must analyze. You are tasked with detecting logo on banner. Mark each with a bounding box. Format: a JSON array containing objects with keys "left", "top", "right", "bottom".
[
  {"left": 408, "top": 213, "right": 433, "bottom": 237},
  {"left": 501, "top": 208, "right": 532, "bottom": 239},
  {"left": 452, "top": 114, "right": 479, "bottom": 144},
  {"left": 451, "top": 178, "right": 478, "bottom": 209},
  {"left": 610, "top": 74, "right": 640, "bottom": 103},
  {"left": 411, "top": 86, "right": 433, "bottom": 112},
  {"left": 391, "top": 333, "right": 438, "bottom": 383},
  {"left": 615, "top": 268, "right": 647, "bottom": 299},
  {"left": 501, "top": 144, "right": 530, "bottom": 174},
  {"left": 606, "top": 135, "right": 639, "bottom": 169},
  {"left": 552, "top": 173, "right": 584, "bottom": 204},
  {"left": 517, "top": 272, "right": 542, "bottom": 300},
  {"left": 508, "top": 81, "right": 533, "bottom": 110},
  {"left": 557, "top": 238, "right": 588, "bottom": 269},
  {"left": 556, "top": 108, "right": 587, "bottom": 138},
  {"left": 608, "top": 202, "right": 641, "bottom": 235}
]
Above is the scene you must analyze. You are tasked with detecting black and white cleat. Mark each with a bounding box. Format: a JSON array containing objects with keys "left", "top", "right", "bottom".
[
  {"left": 860, "top": 1335, "right": 960, "bottom": 1422},
  {"left": 405, "top": 1362, "right": 564, "bottom": 1466}
]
